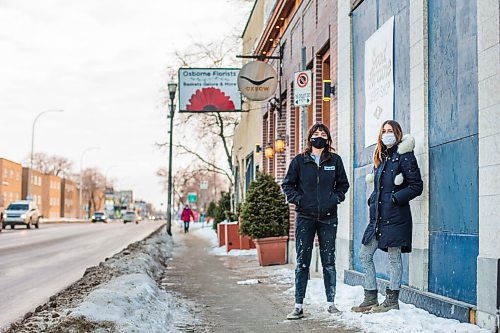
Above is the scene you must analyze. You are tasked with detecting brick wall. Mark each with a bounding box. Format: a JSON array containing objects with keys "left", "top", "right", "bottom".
[{"left": 254, "top": 0, "right": 339, "bottom": 244}]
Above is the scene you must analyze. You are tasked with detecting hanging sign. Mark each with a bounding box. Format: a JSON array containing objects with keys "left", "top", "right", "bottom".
[
  {"left": 237, "top": 61, "right": 278, "bottom": 101},
  {"left": 364, "top": 16, "right": 394, "bottom": 147},
  {"left": 179, "top": 68, "right": 242, "bottom": 112},
  {"left": 294, "top": 70, "right": 312, "bottom": 106}
]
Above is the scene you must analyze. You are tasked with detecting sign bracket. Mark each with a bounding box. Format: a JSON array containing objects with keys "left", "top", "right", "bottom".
[{"left": 236, "top": 42, "right": 284, "bottom": 118}]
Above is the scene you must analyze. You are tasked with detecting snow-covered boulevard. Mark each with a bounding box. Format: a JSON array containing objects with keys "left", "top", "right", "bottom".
[{"left": 3, "top": 222, "right": 493, "bottom": 333}]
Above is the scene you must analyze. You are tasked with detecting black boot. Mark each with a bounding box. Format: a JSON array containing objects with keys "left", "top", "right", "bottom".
[
  {"left": 371, "top": 288, "right": 399, "bottom": 312},
  {"left": 351, "top": 289, "right": 379, "bottom": 312}
]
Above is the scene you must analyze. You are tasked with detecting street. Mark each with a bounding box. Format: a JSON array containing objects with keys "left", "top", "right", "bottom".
[{"left": 0, "top": 221, "right": 164, "bottom": 329}]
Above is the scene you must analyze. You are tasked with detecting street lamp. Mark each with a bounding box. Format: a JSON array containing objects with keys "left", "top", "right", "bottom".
[
  {"left": 166, "top": 81, "right": 177, "bottom": 236},
  {"left": 79, "top": 147, "right": 100, "bottom": 219},
  {"left": 28, "top": 109, "right": 64, "bottom": 201}
]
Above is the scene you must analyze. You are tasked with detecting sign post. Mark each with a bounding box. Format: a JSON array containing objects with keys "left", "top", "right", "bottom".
[{"left": 294, "top": 70, "right": 312, "bottom": 107}]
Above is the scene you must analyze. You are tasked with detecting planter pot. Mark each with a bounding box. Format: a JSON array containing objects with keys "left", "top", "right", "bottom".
[
  {"left": 217, "top": 223, "right": 226, "bottom": 247},
  {"left": 253, "top": 236, "right": 288, "bottom": 266},
  {"left": 239, "top": 234, "right": 256, "bottom": 250},
  {"left": 224, "top": 222, "right": 240, "bottom": 252}
]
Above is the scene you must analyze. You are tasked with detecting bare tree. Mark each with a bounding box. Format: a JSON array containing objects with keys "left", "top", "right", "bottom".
[
  {"left": 159, "top": 35, "right": 242, "bottom": 192},
  {"left": 157, "top": 163, "right": 228, "bottom": 210},
  {"left": 81, "top": 168, "right": 106, "bottom": 217},
  {"left": 26, "top": 153, "right": 74, "bottom": 178}
]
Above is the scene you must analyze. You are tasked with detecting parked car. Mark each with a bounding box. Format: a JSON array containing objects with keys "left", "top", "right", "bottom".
[
  {"left": 123, "top": 211, "right": 138, "bottom": 224},
  {"left": 2, "top": 200, "right": 41, "bottom": 229},
  {"left": 91, "top": 212, "right": 107, "bottom": 223}
]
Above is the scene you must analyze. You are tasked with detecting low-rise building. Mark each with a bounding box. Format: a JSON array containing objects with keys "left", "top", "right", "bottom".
[
  {"left": 0, "top": 158, "right": 23, "bottom": 210},
  {"left": 21, "top": 167, "right": 43, "bottom": 208},
  {"left": 60, "top": 178, "right": 79, "bottom": 218},
  {"left": 41, "top": 174, "right": 61, "bottom": 218}
]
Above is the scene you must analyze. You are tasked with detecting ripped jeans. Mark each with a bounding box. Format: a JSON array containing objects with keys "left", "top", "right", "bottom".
[
  {"left": 294, "top": 216, "right": 338, "bottom": 304},
  {"left": 359, "top": 238, "right": 402, "bottom": 291}
]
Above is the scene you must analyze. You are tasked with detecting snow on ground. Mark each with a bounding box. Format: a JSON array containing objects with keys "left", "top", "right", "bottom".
[
  {"left": 237, "top": 279, "right": 261, "bottom": 285},
  {"left": 68, "top": 231, "right": 201, "bottom": 333},
  {"left": 70, "top": 273, "right": 198, "bottom": 333},
  {"left": 284, "top": 280, "right": 492, "bottom": 333},
  {"left": 194, "top": 222, "right": 493, "bottom": 333},
  {"left": 191, "top": 221, "right": 257, "bottom": 257}
]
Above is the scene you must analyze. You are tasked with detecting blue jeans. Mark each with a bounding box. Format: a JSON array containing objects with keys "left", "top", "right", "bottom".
[
  {"left": 359, "top": 238, "right": 402, "bottom": 291},
  {"left": 294, "top": 216, "right": 338, "bottom": 304}
]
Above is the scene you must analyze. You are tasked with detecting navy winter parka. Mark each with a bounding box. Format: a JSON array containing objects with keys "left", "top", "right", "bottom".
[
  {"left": 281, "top": 150, "right": 350, "bottom": 221},
  {"left": 362, "top": 135, "right": 423, "bottom": 253}
]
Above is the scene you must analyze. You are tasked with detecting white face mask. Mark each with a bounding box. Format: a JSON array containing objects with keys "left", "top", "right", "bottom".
[{"left": 382, "top": 133, "right": 397, "bottom": 146}]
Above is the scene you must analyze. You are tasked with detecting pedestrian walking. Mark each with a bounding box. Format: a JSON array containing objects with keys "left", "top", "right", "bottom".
[
  {"left": 181, "top": 205, "right": 195, "bottom": 233},
  {"left": 352, "top": 120, "right": 423, "bottom": 313},
  {"left": 282, "top": 123, "right": 350, "bottom": 319}
]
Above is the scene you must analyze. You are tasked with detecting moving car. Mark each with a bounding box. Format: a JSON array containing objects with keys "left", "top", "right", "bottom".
[
  {"left": 2, "top": 200, "right": 41, "bottom": 229},
  {"left": 91, "top": 212, "right": 107, "bottom": 223},
  {"left": 123, "top": 211, "right": 138, "bottom": 224}
]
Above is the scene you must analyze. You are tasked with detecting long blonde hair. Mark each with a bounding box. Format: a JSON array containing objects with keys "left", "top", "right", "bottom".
[{"left": 373, "top": 120, "right": 403, "bottom": 167}]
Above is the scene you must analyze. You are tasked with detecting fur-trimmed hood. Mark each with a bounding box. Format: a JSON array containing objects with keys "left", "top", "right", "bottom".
[
  {"left": 366, "top": 134, "right": 415, "bottom": 184},
  {"left": 397, "top": 134, "right": 415, "bottom": 155}
]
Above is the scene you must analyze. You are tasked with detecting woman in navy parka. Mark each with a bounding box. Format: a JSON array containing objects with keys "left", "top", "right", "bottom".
[{"left": 352, "top": 120, "right": 423, "bottom": 313}]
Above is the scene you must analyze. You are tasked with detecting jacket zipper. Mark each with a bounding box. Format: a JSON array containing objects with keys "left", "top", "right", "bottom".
[{"left": 317, "top": 164, "right": 320, "bottom": 220}]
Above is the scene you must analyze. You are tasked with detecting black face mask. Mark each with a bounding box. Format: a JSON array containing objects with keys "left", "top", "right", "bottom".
[{"left": 310, "top": 137, "right": 328, "bottom": 149}]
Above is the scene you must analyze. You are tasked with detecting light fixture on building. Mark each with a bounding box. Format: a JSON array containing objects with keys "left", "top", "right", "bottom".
[
  {"left": 323, "top": 80, "right": 336, "bottom": 101},
  {"left": 255, "top": 144, "right": 262, "bottom": 154},
  {"left": 265, "top": 146, "right": 274, "bottom": 159},
  {"left": 275, "top": 136, "right": 285, "bottom": 153}
]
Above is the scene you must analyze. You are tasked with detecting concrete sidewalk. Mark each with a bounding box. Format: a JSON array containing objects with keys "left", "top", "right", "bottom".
[{"left": 162, "top": 228, "right": 359, "bottom": 333}]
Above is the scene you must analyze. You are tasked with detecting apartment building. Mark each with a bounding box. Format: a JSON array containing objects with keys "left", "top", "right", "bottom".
[
  {"left": 41, "top": 174, "right": 61, "bottom": 218},
  {"left": 21, "top": 167, "right": 43, "bottom": 208},
  {"left": 60, "top": 178, "right": 79, "bottom": 218},
  {"left": 0, "top": 158, "right": 23, "bottom": 210}
]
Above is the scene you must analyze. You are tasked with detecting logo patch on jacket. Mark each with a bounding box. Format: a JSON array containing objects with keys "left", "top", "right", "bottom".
[{"left": 324, "top": 166, "right": 336, "bottom": 171}]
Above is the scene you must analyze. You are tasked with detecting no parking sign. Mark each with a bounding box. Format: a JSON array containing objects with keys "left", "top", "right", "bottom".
[{"left": 294, "top": 70, "right": 312, "bottom": 106}]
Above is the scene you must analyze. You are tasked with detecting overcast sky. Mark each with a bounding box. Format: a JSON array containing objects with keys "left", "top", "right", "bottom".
[{"left": 0, "top": 0, "right": 252, "bottom": 208}]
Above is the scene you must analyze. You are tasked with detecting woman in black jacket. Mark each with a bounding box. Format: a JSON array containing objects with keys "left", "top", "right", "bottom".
[
  {"left": 282, "top": 123, "right": 349, "bottom": 319},
  {"left": 352, "top": 120, "right": 423, "bottom": 313}
]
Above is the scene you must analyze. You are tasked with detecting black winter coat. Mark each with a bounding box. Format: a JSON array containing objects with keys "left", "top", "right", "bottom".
[
  {"left": 281, "top": 150, "right": 350, "bottom": 221},
  {"left": 362, "top": 135, "right": 423, "bottom": 253}
]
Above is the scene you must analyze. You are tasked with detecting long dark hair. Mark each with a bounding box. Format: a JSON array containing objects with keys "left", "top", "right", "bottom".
[
  {"left": 303, "top": 123, "right": 335, "bottom": 155},
  {"left": 373, "top": 120, "right": 403, "bottom": 167}
]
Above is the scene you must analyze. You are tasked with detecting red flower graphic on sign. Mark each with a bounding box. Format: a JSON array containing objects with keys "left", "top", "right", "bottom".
[{"left": 186, "top": 87, "right": 235, "bottom": 111}]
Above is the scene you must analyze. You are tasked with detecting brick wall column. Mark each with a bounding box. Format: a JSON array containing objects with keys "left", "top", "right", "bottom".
[
  {"left": 268, "top": 110, "right": 275, "bottom": 175},
  {"left": 287, "top": 82, "right": 297, "bottom": 241},
  {"left": 262, "top": 113, "right": 268, "bottom": 173},
  {"left": 314, "top": 55, "right": 323, "bottom": 124},
  {"left": 275, "top": 105, "right": 287, "bottom": 182}
]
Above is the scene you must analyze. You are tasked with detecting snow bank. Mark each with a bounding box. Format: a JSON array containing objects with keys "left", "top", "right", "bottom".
[
  {"left": 69, "top": 231, "right": 199, "bottom": 333},
  {"left": 71, "top": 273, "right": 197, "bottom": 333}
]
